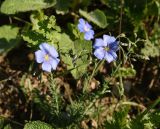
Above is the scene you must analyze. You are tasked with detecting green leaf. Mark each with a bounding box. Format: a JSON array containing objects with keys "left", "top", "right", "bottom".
[
  {"left": 22, "top": 30, "right": 46, "bottom": 47},
  {"left": 22, "top": 14, "right": 59, "bottom": 47},
  {"left": 24, "top": 121, "right": 53, "bottom": 129},
  {"left": 105, "top": 106, "right": 130, "bottom": 129},
  {"left": 79, "top": 9, "right": 107, "bottom": 28},
  {"left": 71, "top": 40, "right": 92, "bottom": 79},
  {"left": 55, "top": 0, "right": 71, "bottom": 14},
  {"left": 3, "top": 124, "right": 12, "bottom": 129},
  {"left": 0, "top": 117, "right": 5, "bottom": 129},
  {"left": 53, "top": 32, "right": 75, "bottom": 73},
  {"left": 115, "top": 67, "right": 136, "bottom": 78},
  {"left": 0, "top": 25, "right": 19, "bottom": 54},
  {"left": 1, "top": 0, "right": 56, "bottom": 14}
]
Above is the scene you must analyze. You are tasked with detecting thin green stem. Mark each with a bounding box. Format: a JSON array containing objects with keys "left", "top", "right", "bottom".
[
  {"left": 13, "top": 16, "right": 31, "bottom": 25},
  {"left": 89, "top": 60, "right": 105, "bottom": 84},
  {"left": 142, "top": 98, "right": 160, "bottom": 115}
]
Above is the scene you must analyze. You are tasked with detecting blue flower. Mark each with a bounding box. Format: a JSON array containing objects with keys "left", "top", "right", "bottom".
[
  {"left": 78, "top": 18, "right": 94, "bottom": 40},
  {"left": 35, "top": 43, "right": 60, "bottom": 72},
  {"left": 93, "top": 35, "right": 119, "bottom": 63}
]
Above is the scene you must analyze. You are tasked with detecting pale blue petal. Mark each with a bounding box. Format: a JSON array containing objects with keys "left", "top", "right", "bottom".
[
  {"left": 39, "top": 43, "right": 58, "bottom": 58},
  {"left": 104, "top": 50, "right": 117, "bottom": 63},
  {"left": 35, "top": 50, "right": 45, "bottom": 63},
  {"left": 78, "top": 23, "right": 85, "bottom": 32},
  {"left": 48, "top": 46, "right": 59, "bottom": 58},
  {"left": 78, "top": 18, "right": 86, "bottom": 32},
  {"left": 109, "top": 50, "right": 117, "bottom": 59},
  {"left": 39, "top": 43, "right": 50, "bottom": 53},
  {"left": 104, "top": 52, "right": 114, "bottom": 63},
  {"left": 93, "top": 38, "right": 106, "bottom": 48},
  {"left": 84, "top": 30, "right": 94, "bottom": 40},
  {"left": 79, "top": 18, "right": 86, "bottom": 25},
  {"left": 85, "top": 22, "right": 92, "bottom": 30},
  {"left": 103, "top": 35, "right": 116, "bottom": 45},
  {"left": 94, "top": 47, "right": 105, "bottom": 60},
  {"left": 49, "top": 58, "right": 60, "bottom": 70},
  {"left": 42, "top": 62, "right": 52, "bottom": 72}
]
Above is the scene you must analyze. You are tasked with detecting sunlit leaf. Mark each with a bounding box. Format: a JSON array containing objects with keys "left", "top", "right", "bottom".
[
  {"left": 24, "top": 121, "right": 53, "bottom": 129},
  {"left": 79, "top": 9, "right": 107, "bottom": 28},
  {"left": 0, "top": 25, "right": 19, "bottom": 54},
  {"left": 1, "top": 0, "right": 56, "bottom": 14}
]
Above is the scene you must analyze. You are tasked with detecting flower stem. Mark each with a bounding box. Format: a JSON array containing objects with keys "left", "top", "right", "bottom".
[{"left": 89, "top": 60, "right": 105, "bottom": 84}]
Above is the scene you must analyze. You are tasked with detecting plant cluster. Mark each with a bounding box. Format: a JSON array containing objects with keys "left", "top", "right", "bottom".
[{"left": 0, "top": 0, "right": 160, "bottom": 129}]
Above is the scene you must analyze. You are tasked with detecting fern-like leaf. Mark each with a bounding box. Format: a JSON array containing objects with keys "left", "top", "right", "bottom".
[{"left": 24, "top": 121, "right": 53, "bottom": 129}]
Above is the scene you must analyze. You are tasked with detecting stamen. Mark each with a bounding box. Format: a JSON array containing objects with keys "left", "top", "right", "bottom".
[
  {"left": 84, "top": 25, "right": 90, "bottom": 32},
  {"left": 44, "top": 54, "right": 49, "bottom": 61},
  {"left": 104, "top": 47, "right": 110, "bottom": 51}
]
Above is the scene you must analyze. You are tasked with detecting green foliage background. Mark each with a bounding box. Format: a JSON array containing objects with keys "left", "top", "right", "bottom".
[{"left": 0, "top": 0, "right": 160, "bottom": 129}]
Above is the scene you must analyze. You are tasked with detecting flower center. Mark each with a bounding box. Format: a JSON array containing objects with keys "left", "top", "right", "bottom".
[
  {"left": 44, "top": 54, "right": 49, "bottom": 61},
  {"left": 84, "top": 25, "right": 90, "bottom": 32},
  {"left": 104, "top": 46, "right": 110, "bottom": 51}
]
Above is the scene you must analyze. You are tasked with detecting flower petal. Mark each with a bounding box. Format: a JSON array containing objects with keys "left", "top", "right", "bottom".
[
  {"left": 49, "top": 58, "right": 60, "bottom": 70},
  {"left": 40, "top": 43, "right": 59, "bottom": 58},
  {"left": 48, "top": 46, "right": 59, "bottom": 58},
  {"left": 42, "top": 61, "right": 52, "bottom": 72},
  {"left": 35, "top": 50, "right": 45, "bottom": 63},
  {"left": 78, "top": 18, "right": 86, "bottom": 32},
  {"left": 109, "top": 41, "right": 119, "bottom": 51},
  {"left": 104, "top": 50, "right": 117, "bottom": 63},
  {"left": 84, "top": 30, "right": 94, "bottom": 40},
  {"left": 109, "top": 50, "right": 117, "bottom": 59},
  {"left": 94, "top": 47, "right": 105, "bottom": 60},
  {"left": 103, "top": 35, "right": 116, "bottom": 45},
  {"left": 78, "top": 23, "right": 85, "bottom": 32},
  {"left": 79, "top": 18, "right": 86, "bottom": 25},
  {"left": 85, "top": 22, "right": 92, "bottom": 30},
  {"left": 39, "top": 42, "right": 50, "bottom": 52},
  {"left": 93, "top": 38, "right": 105, "bottom": 48}
]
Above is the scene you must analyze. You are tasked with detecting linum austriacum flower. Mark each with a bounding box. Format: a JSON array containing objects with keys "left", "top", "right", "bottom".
[
  {"left": 78, "top": 18, "right": 94, "bottom": 40},
  {"left": 93, "top": 35, "right": 119, "bottom": 63},
  {"left": 35, "top": 43, "right": 60, "bottom": 72}
]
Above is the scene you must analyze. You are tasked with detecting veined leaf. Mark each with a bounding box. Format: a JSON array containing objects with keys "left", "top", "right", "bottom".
[
  {"left": 79, "top": 9, "right": 107, "bottom": 28},
  {"left": 0, "top": 0, "right": 56, "bottom": 14},
  {"left": 24, "top": 121, "right": 53, "bottom": 129},
  {"left": 0, "top": 25, "right": 19, "bottom": 54}
]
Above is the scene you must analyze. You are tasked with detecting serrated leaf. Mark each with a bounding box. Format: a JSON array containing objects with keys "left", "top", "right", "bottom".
[
  {"left": 79, "top": 9, "right": 107, "bottom": 28},
  {"left": 24, "top": 121, "right": 53, "bottom": 129},
  {"left": 22, "top": 30, "right": 46, "bottom": 47},
  {"left": 0, "top": 25, "right": 19, "bottom": 54},
  {"left": 1, "top": 0, "right": 56, "bottom": 14}
]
